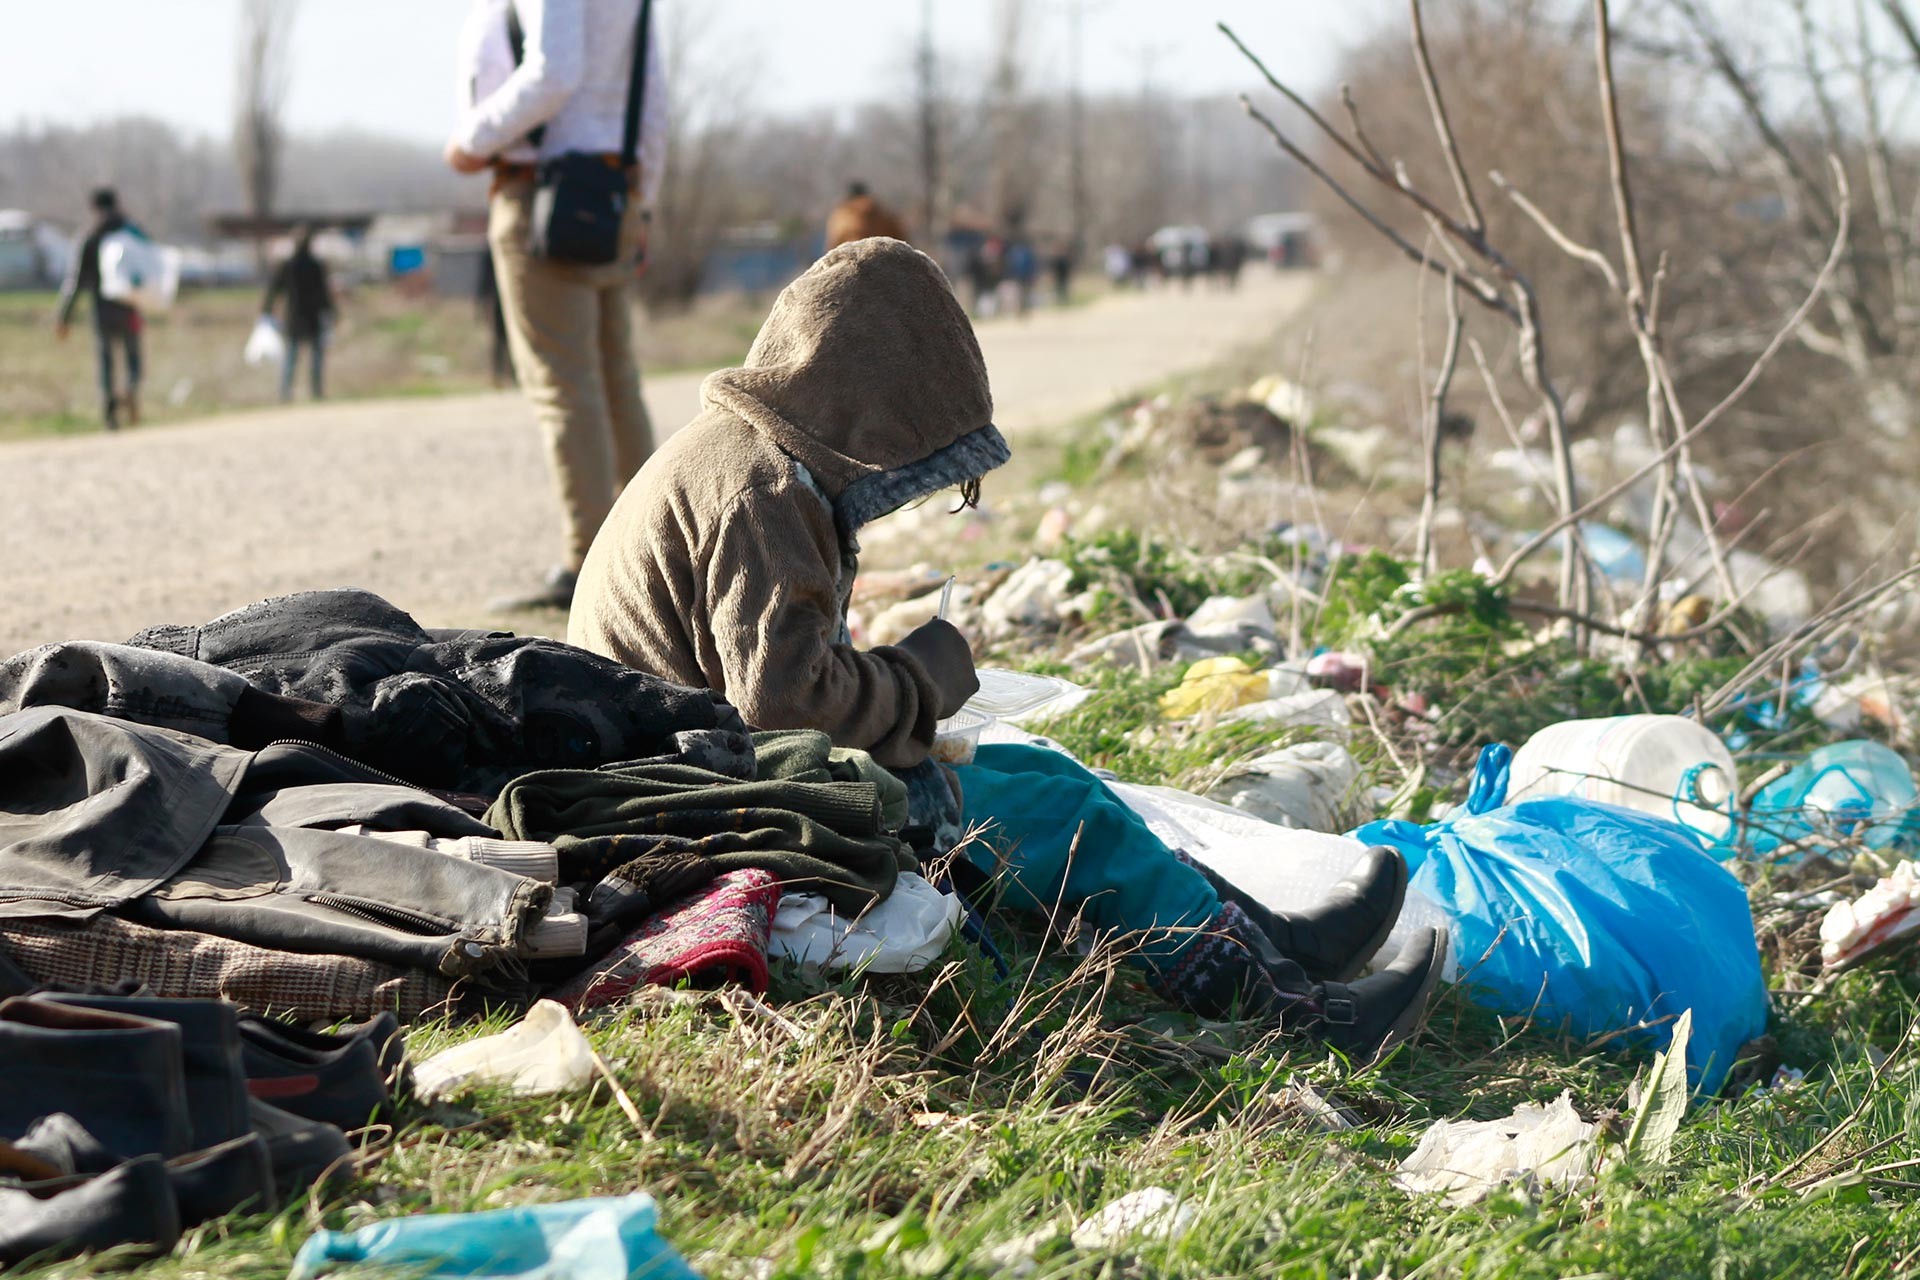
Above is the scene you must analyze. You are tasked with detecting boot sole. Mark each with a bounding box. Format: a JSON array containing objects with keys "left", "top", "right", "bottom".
[
  {"left": 1365, "top": 930, "right": 1449, "bottom": 1063},
  {"left": 1324, "top": 849, "right": 1410, "bottom": 984}
]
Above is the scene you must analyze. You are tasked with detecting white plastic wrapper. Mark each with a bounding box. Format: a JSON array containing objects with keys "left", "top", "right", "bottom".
[{"left": 772, "top": 872, "right": 962, "bottom": 975}]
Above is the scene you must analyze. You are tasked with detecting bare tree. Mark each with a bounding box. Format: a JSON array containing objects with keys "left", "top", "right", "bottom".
[
  {"left": 914, "top": 0, "right": 947, "bottom": 243},
  {"left": 233, "top": 0, "right": 297, "bottom": 261}
]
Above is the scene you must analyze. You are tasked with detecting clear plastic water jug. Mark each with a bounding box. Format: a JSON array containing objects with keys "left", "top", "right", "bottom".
[{"left": 1506, "top": 715, "right": 1737, "bottom": 845}]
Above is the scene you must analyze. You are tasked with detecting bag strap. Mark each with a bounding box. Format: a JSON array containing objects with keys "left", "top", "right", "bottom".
[
  {"left": 503, "top": 2, "right": 548, "bottom": 150},
  {"left": 620, "top": 0, "right": 654, "bottom": 171}
]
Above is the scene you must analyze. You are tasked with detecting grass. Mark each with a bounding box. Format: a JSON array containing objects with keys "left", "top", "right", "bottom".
[
  {"left": 0, "top": 285, "right": 767, "bottom": 441},
  {"left": 27, "top": 904, "right": 1919, "bottom": 1279}
]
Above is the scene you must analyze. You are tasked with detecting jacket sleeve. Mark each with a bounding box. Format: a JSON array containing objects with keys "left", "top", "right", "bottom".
[
  {"left": 451, "top": 0, "right": 586, "bottom": 159},
  {"left": 702, "top": 486, "right": 941, "bottom": 770},
  {"left": 262, "top": 260, "right": 287, "bottom": 314},
  {"left": 56, "top": 229, "right": 99, "bottom": 327}
]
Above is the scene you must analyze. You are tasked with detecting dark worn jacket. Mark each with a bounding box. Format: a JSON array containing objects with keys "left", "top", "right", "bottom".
[
  {"left": 123, "top": 589, "right": 752, "bottom": 794},
  {"left": 263, "top": 249, "right": 334, "bottom": 339},
  {"left": 0, "top": 706, "right": 546, "bottom": 978},
  {"left": 57, "top": 213, "right": 136, "bottom": 330}
]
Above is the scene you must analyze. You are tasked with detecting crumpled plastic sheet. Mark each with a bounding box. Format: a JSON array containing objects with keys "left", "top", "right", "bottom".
[
  {"left": 291, "top": 1191, "right": 700, "bottom": 1280},
  {"left": 1393, "top": 1091, "right": 1599, "bottom": 1206}
]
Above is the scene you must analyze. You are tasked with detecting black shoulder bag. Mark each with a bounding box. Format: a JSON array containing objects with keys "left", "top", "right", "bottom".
[{"left": 506, "top": 0, "right": 653, "bottom": 266}]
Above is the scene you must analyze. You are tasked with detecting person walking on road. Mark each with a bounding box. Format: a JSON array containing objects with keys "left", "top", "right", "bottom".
[
  {"left": 261, "top": 224, "right": 336, "bottom": 402},
  {"left": 54, "top": 188, "right": 143, "bottom": 431},
  {"left": 447, "top": 0, "right": 667, "bottom": 610},
  {"left": 824, "top": 181, "right": 909, "bottom": 252}
]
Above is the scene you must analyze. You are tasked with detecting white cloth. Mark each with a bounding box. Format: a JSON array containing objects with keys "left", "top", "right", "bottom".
[
  {"left": 454, "top": 0, "right": 669, "bottom": 207},
  {"left": 771, "top": 872, "right": 962, "bottom": 976}
]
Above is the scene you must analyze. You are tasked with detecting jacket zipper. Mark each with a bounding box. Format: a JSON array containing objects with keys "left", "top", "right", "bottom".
[
  {"left": 307, "top": 893, "right": 455, "bottom": 936},
  {"left": 261, "top": 739, "right": 438, "bottom": 794}
]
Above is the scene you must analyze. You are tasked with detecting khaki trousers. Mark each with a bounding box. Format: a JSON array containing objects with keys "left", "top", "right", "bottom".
[{"left": 488, "top": 179, "right": 656, "bottom": 570}]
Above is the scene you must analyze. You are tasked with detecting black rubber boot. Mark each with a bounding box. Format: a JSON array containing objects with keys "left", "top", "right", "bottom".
[
  {"left": 0, "top": 1154, "right": 180, "bottom": 1266},
  {"left": 1314, "top": 926, "right": 1450, "bottom": 1062},
  {"left": 0, "top": 997, "right": 194, "bottom": 1158},
  {"left": 1192, "top": 846, "right": 1409, "bottom": 983}
]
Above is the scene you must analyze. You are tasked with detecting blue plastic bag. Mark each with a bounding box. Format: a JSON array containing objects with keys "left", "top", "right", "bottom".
[
  {"left": 1354, "top": 745, "right": 1767, "bottom": 1093},
  {"left": 290, "top": 1192, "right": 700, "bottom": 1280}
]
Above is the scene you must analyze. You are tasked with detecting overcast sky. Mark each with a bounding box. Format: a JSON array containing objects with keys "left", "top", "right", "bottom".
[{"left": 0, "top": 1, "right": 1364, "bottom": 145}]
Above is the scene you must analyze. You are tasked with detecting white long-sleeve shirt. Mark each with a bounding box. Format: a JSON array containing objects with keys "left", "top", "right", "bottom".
[{"left": 453, "top": 0, "right": 668, "bottom": 208}]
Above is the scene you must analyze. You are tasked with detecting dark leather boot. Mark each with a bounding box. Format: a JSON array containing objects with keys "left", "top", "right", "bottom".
[
  {"left": 47, "top": 995, "right": 252, "bottom": 1146},
  {"left": 41, "top": 994, "right": 353, "bottom": 1197},
  {"left": 0, "top": 997, "right": 193, "bottom": 1157},
  {"left": 1314, "top": 926, "right": 1450, "bottom": 1062},
  {"left": 0, "top": 1153, "right": 181, "bottom": 1265},
  {"left": 18, "top": 1113, "right": 273, "bottom": 1226},
  {"left": 239, "top": 1011, "right": 409, "bottom": 1090},
  {"left": 1195, "top": 846, "right": 1409, "bottom": 982},
  {"left": 237, "top": 1012, "right": 401, "bottom": 1130}
]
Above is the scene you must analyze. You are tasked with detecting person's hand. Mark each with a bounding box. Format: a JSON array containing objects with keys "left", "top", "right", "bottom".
[
  {"left": 54, "top": 321, "right": 69, "bottom": 341},
  {"left": 896, "top": 618, "right": 979, "bottom": 718},
  {"left": 444, "top": 140, "right": 489, "bottom": 174}
]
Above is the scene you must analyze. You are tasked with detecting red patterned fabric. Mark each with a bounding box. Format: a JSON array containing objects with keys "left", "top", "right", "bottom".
[{"left": 550, "top": 869, "right": 781, "bottom": 1012}]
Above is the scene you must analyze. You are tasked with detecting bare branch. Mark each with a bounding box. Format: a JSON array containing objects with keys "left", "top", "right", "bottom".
[
  {"left": 1490, "top": 170, "right": 1621, "bottom": 292},
  {"left": 1416, "top": 268, "right": 1465, "bottom": 575},
  {"left": 1409, "top": 0, "right": 1488, "bottom": 235}
]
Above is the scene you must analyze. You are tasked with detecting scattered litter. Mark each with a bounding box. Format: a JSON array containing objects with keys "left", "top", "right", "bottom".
[
  {"left": 981, "top": 558, "right": 1075, "bottom": 635},
  {"left": 1305, "top": 651, "right": 1369, "bottom": 692},
  {"left": 290, "top": 1191, "right": 700, "bottom": 1280},
  {"left": 1069, "top": 1188, "right": 1196, "bottom": 1250},
  {"left": 1274, "top": 1083, "right": 1355, "bottom": 1132},
  {"left": 1206, "top": 740, "right": 1362, "bottom": 832},
  {"left": 412, "top": 1000, "right": 596, "bottom": 1101},
  {"left": 1226, "top": 688, "right": 1351, "bottom": 736},
  {"left": 772, "top": 872, "right": 963, "bottom": 976},
  {"left": 1393, "top": 1091, "right": 1599, "bottom": 1206},
  {"left": 1747, "top": 740, "right": 1919, "bottom": 860},
  {"left": 1158, "top": 656, "right": 1273, "bottom": 717},
  {"left": 1183, "top": 593, "right": 1277, "bottom": 645},
  {"left": 1820, "top": 859, "right": 1920, "bottom": 971}
]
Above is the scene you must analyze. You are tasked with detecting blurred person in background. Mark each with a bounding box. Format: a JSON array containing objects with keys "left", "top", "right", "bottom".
[
  {"left": 446, "top": 0, "right": 667, "bottom": 610},
  {"left": 824, "top": 181, "right": 909, "bottom": 252},
  {"left": 261, "top": 224, "right": 336, "bottom": 402},
  {"left": 54, "top": 187, "right": 142, "bottom": 431}
]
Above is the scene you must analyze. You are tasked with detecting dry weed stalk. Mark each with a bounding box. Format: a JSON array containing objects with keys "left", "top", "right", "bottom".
[{"left": 1224, "top": 1, "right": 1854, "bottom": 651}]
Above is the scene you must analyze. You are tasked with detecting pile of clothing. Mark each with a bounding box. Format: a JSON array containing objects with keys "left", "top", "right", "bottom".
[{"left": 0, "top": 590, "right": 953, "bottom": 1262}]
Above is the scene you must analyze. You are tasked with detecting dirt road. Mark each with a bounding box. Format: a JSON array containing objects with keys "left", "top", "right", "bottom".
[{"left": 0, "top": 272, "right": 1311, "bottom": 653}]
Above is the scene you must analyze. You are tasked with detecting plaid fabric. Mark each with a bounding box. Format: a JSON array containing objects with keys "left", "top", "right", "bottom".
[
  {"left": 0, "top": 914, "right": 459, "bottom": 1023},
  {"left": 549, "top": 868, "right": 780, "bottom": 1012}
]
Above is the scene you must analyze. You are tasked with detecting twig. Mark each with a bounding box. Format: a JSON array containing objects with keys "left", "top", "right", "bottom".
[{"left": 1416, "top": 266, "right": 1465, "bottom": 576}]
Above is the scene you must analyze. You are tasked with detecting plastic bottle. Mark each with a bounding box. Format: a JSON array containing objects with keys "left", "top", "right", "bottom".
[
  {"left": 1506, "top": 715, "right": 1738, "bottom": 845},
  {"left": 1745, "top": 740, "right": 1918, "bottom": 860}
]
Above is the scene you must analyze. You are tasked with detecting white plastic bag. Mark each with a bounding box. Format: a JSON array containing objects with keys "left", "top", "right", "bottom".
[
  {"left": 244, "top": 314, "right": 286, "bottom": 368},
  {"left": 1394, "top": 1091, "right": 1599, "bottom": 1205},
  {"left": 412, "top": 1000, "right": 596, "bottom": 1101},
  {"left": 771, "top": 872, "right": 962, "bottom": 975},
  {"left": 98, "top": 229, "right": 180, "bottom": 313}
]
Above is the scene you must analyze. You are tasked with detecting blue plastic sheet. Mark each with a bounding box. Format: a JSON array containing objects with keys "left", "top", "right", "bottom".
[
  {"left": 1354, "top": 745, "right": 1767, "bottom": 1093},
  {"left": 290, "top": 1192, "right": 700, "bottom": 1280}
]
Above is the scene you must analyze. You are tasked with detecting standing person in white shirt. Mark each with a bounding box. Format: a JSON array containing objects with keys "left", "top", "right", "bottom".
[{"left": 447, "top": 0, "right": 668, "bottom": 610}]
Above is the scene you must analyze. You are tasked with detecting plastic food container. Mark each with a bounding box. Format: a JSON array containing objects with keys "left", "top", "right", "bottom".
[
  {"left": 967, "top": 668, "right": 1092, "bottom": 724},
  {"left": 931, "top": 708, "right": 994, "bottom": 765}
]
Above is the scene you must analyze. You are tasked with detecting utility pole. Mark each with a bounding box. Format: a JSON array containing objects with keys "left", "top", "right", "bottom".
[
  {"left": 1066, "top": 0, "right": 1088, "bottom": 262},
  {"left": 915, "top": 0, "right": 944, "bottom": 244}
]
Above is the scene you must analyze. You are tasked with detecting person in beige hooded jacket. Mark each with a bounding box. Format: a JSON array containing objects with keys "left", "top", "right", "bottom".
[
  {"left": 569, "top": 238, "right": 998, "bottom": 768},
  {"left": 569, "top": 238, "right": 1447, "bottom": 1057}
]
